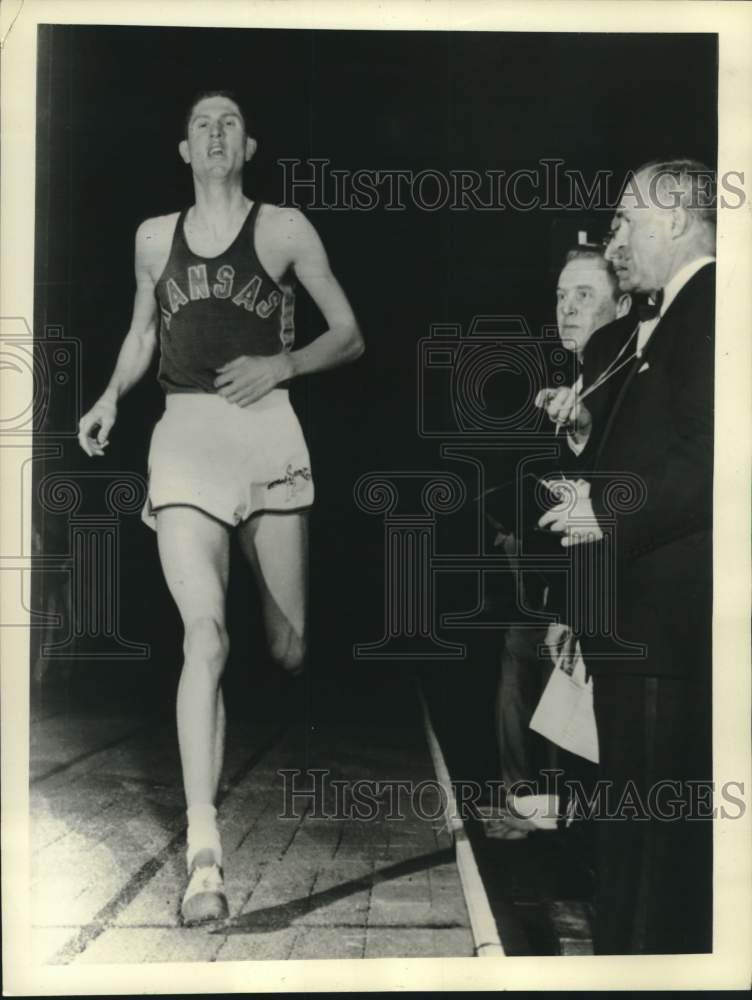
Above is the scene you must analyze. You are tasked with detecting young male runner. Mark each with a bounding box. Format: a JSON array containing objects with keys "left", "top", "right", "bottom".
[{"left": 78, "top": 91, "right": 363, "bottom": 925}]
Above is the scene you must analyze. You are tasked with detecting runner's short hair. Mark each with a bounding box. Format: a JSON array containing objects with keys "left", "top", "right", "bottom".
[{"left": 183, "top": 90, "right": 251, "bottom": 137}]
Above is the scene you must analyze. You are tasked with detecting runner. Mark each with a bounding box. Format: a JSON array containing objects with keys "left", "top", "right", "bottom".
[{"left": 78, "top": 90, "right": 364, "bottom": 925}]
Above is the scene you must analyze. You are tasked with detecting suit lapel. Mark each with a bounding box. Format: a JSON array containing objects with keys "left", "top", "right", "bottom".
[
  {"left": 592, "top": 264, "right": 714, "bottom": 467},
  {"left": 594, "top": 309, "right": 674, "bottom": 466},
  {"left": 594, "top": 349, "right": 643, "bottom": 467}
]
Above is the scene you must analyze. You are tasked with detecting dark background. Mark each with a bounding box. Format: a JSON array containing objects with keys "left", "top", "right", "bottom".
[{"left": 32, "top": 26, "right": 717, "bottom": 773}]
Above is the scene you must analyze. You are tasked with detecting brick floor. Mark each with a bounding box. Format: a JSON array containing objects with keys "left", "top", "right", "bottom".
[{"left": 30, "top": 713, "right": 475, "bottom": 964}]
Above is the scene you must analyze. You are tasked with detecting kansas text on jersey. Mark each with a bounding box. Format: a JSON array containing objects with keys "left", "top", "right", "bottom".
[{"left": 155, "top": 201, "right": 295, "bottom": 393}]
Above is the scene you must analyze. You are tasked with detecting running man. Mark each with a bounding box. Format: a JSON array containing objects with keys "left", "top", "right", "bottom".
[{"left": 78, "top": 91, "right": 364, "bottom": 925}]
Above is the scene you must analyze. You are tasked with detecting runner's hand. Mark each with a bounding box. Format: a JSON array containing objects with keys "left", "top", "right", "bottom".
[
  {"left": 78, "top": 397, "right": 117, "bottom": 456},
  {"left": 214, "top": 354, "right": 293, "bottom": 406}
]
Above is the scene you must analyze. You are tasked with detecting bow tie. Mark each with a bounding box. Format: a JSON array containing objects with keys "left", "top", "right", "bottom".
[{"left": 636, "top": 289, "right": 664, "bottom": 322}]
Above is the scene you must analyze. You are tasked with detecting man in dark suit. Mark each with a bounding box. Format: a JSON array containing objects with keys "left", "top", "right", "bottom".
[
  {"left": 539, "top": 159, "right": 716, "bottom": 954},
  {"left": 492, "top": 246, "right": 631, "bottom": 839}
]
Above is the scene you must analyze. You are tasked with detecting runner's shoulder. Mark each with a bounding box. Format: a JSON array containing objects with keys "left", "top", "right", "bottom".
[
  {"left": 258, "top": 203, "right": 318, "bottom": 250},
  {"left": 259, "top": 201, "right": 307, "bottom": 227},
  {"left": 135, "top": 212, "right": 181, "bottom": 260}
]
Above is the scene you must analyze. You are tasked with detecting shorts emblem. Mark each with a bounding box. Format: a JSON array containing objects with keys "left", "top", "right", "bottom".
[{"left": 267, "top": 465, "right": 312, "bottom": 501}]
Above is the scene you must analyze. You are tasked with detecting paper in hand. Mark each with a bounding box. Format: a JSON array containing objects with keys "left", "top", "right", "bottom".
[{"left": 529, "top": 634, "right": 599, "bottom": 764}]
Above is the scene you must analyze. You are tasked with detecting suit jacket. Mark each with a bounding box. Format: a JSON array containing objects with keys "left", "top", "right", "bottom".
[
  {"left": 487, "top": 314, "right": 641, "bottom": 622},
  {"left": 575, "top": 313, "right": 639, "bottom": 470},
  {"left": 527, "top": 313, "right": 640, "bottom": 619},
  {"left": 576, "top": 263, "right": 715, "bottom": 678}
]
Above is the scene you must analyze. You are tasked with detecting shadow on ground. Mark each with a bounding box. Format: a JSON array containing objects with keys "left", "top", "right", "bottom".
[{"left": 218, "top": 847, "right": 455, "bottom": 935}]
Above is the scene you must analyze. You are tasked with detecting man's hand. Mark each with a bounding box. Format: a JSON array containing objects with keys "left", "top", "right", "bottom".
[
  {"left": 78, "top": 397, "right": 117, "bottom": 457},
  {"left": 536, "top": 386, "right": 592, "bottom": 443},
  {"left": 214, "top": 354, "right": 293, "bottom": 406},
  {"left": 538, "top": 477, "right": 603, "bottom": 547},
  {"left": 544, "top": 623, "right": 576, "bottom": 670}
]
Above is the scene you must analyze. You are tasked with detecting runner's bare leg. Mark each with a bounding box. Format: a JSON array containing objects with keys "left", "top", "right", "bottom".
[
  {"left": 157, "top": 507, "right": 230, "bottom": 809},
  {"left": 237, "top": 511, "right": 309, "bottom": 676},
  {"left": 156, "top": 506, "right": 232, "bottom": 922}
]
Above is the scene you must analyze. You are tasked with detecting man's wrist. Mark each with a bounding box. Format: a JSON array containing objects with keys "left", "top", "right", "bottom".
[
  {"left": 279, "top": 351, "right": 298, "bottom": 382},
  {"left": 567, "top": 427, "right": 589, "bottom": 456},
  {"left": 100, "top": 388, "right": 119, "bottom": 408}
]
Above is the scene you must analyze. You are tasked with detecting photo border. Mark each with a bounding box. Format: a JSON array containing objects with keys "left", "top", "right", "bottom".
[{"left": 2, "top": 0, "right": 750, "bottom": 992}]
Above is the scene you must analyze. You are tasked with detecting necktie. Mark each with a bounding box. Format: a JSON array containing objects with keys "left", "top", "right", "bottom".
[{"left": 636, "top": 289, "right": 664, "bottom": 322}]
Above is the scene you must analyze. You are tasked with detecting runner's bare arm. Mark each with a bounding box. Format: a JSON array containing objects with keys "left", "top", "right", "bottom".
[
  {"left": 78, "top": 221, "right": 160, "bottom": 456},
  {"left": 282, "top": 208, "right": 364, "bottom": 378}
]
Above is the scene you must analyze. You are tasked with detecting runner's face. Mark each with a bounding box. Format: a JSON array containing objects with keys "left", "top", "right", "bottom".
[
  {"left": 556, "top": 259, "right": 618, "bottom": 355},
  {"left": 183, "top": 97, "right": 249, "bottom": 176}
]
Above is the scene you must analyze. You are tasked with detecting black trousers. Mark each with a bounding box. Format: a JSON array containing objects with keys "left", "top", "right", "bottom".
[
  {"left": 496, "top": 624, "right": 555, "bottom": 791},
  {"left": 591, "top": 672, "right": 713, "bottom": 955}
]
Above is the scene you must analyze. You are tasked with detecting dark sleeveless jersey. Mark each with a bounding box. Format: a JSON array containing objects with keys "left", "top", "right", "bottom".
[{"left": 154, "top": 201, "right": 295, "bottom": 394}]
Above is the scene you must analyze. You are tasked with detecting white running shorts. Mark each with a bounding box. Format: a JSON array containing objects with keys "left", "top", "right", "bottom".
[{"left": 142, "top": 390, "right": 314, "bottom": 530}]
